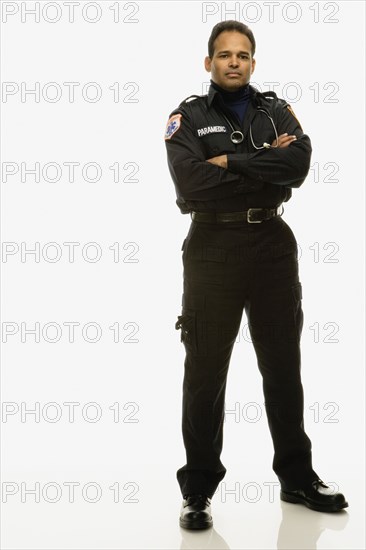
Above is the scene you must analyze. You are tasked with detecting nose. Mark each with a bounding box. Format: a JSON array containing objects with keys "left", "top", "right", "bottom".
[{"left": 228, "top": 56, "right": 239, "bottom": 67}]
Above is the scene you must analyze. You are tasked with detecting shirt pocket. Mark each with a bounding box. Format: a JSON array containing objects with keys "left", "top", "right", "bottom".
[{"left": 198, "top": 132, "right": 237, "bottom": 157}]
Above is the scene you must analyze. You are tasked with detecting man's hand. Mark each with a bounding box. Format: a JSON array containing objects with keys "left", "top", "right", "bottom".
[
  {"left": 206, "top": 155, "right": 228, "bottom": 168},
  {"left": 273, "top": 133, "right": 297, "bottom": 148}
]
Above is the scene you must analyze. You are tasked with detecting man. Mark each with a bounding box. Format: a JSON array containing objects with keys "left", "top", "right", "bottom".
[{"left": 164, "top": 20, "right": 348, "bottom": 530}]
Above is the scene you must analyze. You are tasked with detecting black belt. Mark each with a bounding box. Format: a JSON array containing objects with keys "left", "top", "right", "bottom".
[{"left": 190, "top": 205, "right": 284, "bottom": 224}]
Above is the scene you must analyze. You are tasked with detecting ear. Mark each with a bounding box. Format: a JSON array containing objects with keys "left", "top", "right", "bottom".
[
  {"left": 250, "top": 58, "right": 256, "bottom": 75},
  {"left": 204, "top": 56, "right": 212, "bottom": 73}
]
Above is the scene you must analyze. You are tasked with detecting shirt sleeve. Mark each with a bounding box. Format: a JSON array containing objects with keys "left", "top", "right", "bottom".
[
  {"left": 226, "top": 100, "right": 312, "bottom": 189},
  {"left": 164, "top": 102, "right": 263, "bottom": 201}
]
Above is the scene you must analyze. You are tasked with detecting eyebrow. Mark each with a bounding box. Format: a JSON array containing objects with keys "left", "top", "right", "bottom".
[{"left": 216, "top": 50, "right": 250, "bottom": 55}]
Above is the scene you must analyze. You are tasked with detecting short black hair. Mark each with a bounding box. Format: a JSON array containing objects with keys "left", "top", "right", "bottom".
[{"left": 208, "top": 20, "right": 256, "bottom": 58}]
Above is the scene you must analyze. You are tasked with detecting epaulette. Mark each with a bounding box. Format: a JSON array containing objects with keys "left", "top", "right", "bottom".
[
  {"left": 178, "top": 94, "right": 205, "bottom": 109},
  {"left": 261, "top": 91, "right": 278, "bottom": 100},
  {"left": 255, "top": 89, "right": 288, "bottom": 109},
  {"left": 183, "top": 94, "right": 202, "bottom": 103}
]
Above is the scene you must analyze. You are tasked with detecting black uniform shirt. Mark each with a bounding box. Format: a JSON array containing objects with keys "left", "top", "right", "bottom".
[{"left": 164, "top": 82, "right": 312, "bottom": 215}]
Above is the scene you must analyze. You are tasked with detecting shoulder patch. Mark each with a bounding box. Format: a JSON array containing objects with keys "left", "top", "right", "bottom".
[
  {"left": 286, "top": 104, "right": 302, "bottom": 128},
  {"left": 164, "top": 113, "right": 182, "bottom": 140}
]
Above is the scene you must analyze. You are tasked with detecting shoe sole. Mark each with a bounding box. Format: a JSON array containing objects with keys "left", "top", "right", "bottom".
[
  {"left": 280, "top": 490, "right": 349, "bottom": 513},
  {"left": 179, "top": 518, "right": 213, "bottom": 529}
]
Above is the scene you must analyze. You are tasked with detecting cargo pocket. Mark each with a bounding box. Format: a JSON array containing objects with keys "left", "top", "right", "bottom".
[
  {"left": 185, "top": 245, "right": 227, "bottom": 286},
  {"left": 174, "top": 293, "right": 206, "bottom": 356},
  {"left": 181, "top": 223, "right": 199, "bottom": 264},
  {"left": 291, "top": 282, "right": 304, "bottom": 340},
  {"left": 175, "top": 313, "right": 195, "bottom": 346}
]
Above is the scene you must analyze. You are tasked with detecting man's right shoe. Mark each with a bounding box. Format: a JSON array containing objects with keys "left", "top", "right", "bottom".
[{"left": 179, "top": 494, "right": 213, "bottom": 529}]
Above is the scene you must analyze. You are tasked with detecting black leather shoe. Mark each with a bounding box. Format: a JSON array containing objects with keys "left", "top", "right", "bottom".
[
  {"left": 280, "top": 479, "right": 349, "bottom": 512},
  {"left": 179, "top": 494, "right": 213, "bottom": 529}
]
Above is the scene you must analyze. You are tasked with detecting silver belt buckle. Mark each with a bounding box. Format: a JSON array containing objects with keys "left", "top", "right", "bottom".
[{"left": 247, "top": 208, "right": 263, "bottom": 223}]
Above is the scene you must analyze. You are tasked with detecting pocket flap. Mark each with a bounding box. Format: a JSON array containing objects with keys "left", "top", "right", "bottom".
[{"left": 204, "top": 246, "right": 226, "bottom": 262}]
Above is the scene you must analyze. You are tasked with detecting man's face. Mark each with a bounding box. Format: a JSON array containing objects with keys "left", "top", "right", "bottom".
[{"left": 204, "top": 31, "right": 256, "bottom": 91}]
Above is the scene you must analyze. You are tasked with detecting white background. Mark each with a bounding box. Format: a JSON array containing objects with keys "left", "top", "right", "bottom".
[{"left": 1, "top": 1, "right": 365, "bottom": 548}]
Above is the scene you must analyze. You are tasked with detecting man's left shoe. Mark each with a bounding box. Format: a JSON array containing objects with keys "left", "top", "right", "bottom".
[{"left": 280, "top": 479, "right": 348, "bottom": 512}]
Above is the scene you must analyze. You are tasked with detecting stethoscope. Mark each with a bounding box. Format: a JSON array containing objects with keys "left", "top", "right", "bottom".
[{"left": 220, "top": 107, "right": 279, "bottom": 149}]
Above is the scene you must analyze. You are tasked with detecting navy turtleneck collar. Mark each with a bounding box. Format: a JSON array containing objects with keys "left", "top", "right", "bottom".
[
  {"left": 210, "top": 79, "right": 250, "bottom": 125},
  {"left": 210, "top": 79, "right": 250, "bottom": 102}
]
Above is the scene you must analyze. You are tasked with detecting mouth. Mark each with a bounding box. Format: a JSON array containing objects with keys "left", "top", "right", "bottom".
[{"left": 226, "top": 72, "right": 241, "bottom": 77}]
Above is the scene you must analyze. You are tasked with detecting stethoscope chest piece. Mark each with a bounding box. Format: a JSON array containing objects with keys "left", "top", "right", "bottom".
[
  {"left": 221, "top": 105, "right": 279, "bottom": 149},
  {"left": 230, "top": 130, "right": 244, "bottom": 144}
]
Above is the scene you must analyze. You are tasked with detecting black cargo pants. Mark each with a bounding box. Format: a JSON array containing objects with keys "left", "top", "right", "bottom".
[{"left": 175, "top": 214, "right": 319, "bottom": 499}]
